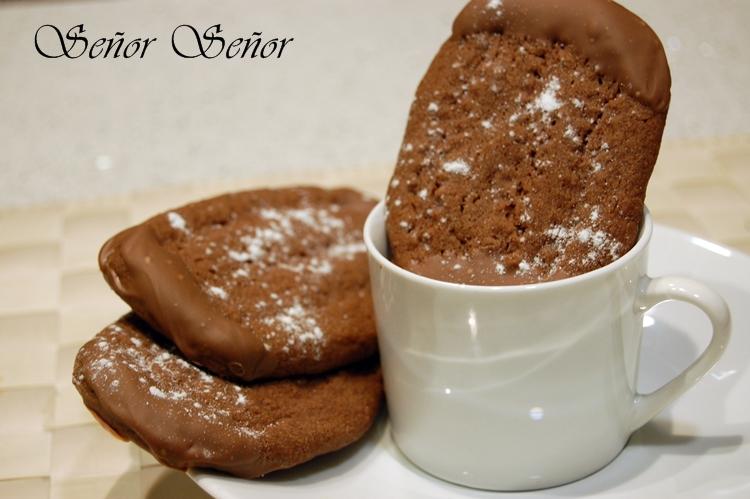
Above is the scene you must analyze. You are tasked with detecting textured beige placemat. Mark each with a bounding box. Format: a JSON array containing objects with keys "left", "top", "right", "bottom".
[{"left": 0, "top": 136, "right": 748, "bottom": 499}]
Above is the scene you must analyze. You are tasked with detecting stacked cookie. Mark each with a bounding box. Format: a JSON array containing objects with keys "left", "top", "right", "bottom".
[
  {"left": 73, "top": 187, "right": 383, "bottom": 478},
  {"left": 386, "top": 0, "right": 671, "bottom": 285}
]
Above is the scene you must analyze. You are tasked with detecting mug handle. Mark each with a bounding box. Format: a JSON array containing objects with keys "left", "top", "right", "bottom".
[{"left": 630, "top": 276, "right": 731, "bottom": 431}]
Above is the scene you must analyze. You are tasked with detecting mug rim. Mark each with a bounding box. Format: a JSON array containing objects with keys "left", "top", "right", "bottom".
[{"left": 363, "top": 201, "right": 653, "bottom": 293}]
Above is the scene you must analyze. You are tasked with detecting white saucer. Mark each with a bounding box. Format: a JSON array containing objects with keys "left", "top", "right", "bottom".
[{"left": 191, "top": 224, "right": 750, "bottom": 498}]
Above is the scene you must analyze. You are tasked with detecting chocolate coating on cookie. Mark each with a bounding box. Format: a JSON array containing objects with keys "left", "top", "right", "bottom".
[
  {"left": 453, "top": 0, "right": 671, "bottom": 112},
  {"left": 73, "top": 315, "right": 383, "bottom": 478},
  {"left": 100, "top": 225, "right": 277, "bottom": 380},
  {"left": 386, "top": 0, "right": 668, "bottom": 285},
  {"left": 100, "top": 187, "right": 377, "bottom": 381}
]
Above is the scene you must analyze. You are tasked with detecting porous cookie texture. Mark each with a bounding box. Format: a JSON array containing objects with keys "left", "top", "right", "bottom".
[
  {"left": 386, "top": 0, "right": 670, "bottom": 285},
  {"left": 99, "top": 187, "right": 377, "bottom": 381},
  {"left": 73, "top": 315, "right": 383, "bottom": 478}
]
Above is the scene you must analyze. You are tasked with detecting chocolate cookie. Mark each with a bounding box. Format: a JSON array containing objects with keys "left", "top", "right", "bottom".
[
  {"left": 386, "top": 0, "right": 670, "bottom": 285},
  {"left": 99, "top": 187, "right": 377, "bottom": 382},
  {"left": 73, "top": 315, "right": 383, "bottom": 478}
]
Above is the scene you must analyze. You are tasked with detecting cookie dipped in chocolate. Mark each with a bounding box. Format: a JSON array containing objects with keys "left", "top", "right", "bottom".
[
  {"left": 100, "top": 187, "right": 378, "bottom": 382},
  {"left": 100, "top": 225, "right": 277, "bottom": 381},
  {"left": 453, "top": 0, "right": 671, "bottom": 112},
  {"left": 386, "top": 0, "right": 670, "bottom": 285},
  {"left": 73, "top": 315, "right": 383, "bottom": 478}
]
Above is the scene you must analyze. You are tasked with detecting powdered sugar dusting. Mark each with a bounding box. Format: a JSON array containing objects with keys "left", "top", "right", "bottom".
[
  {"left": 564, "top": 124, "right": 581, "bottom": 144},
  {"left": 328, "top": 242, "right": 366, "bottom": 259},
  {"left": 167, "top": 212, "right": 189, "bottom": 234},
  {"left": 590, "top": 206, "right": 601, "bottom": 223},
  {"left": 207, "top": 286, "right": 228, "bottom": 300},
  {"left": 260, "top": 207, "right": 344, "bottom": 235},
  {"left": 91, "top": 358, "right": 113, "bottom": 378},
  {"left": 518, "top": 260, "right": 531, "bottom": 273},
  {"left": 532, "top": 77, "right": 562, "bottom": 113},
  {"left": 442, "top": 159, "right": 471, "bottom": 175},
  {"left": 75, "top": 325, "right": 269, "bottom": 440},
  {"left": 149, "top": 386, "right": 187, "bottom": 400},
  {"left": 228, "top": 227, "right": 284, "bottom": 263},
  {"left": 193, "top": 196, "right": 369, "bottom": 359},
  {"left": 544, "top": 215, "right": 622, "bottom": 273},
  {"left": 486, "top": 0, "right": 503, "bottom": 13},
  {"left": 262, "top": 299, "right": 325, "bottom": 359},
  {"left": 239, "top": 427, "right": 265, "bottom": 438}
]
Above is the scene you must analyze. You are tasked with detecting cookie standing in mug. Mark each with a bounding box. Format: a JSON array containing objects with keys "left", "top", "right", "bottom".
[
  {"left": 386, "top": 0, "right": 671, "bottom": 285},
  {"left": 368, "top": 0, "right": 730, "bottom": 492},
  {"left": 367, "top": 202, "right": 730, "bottom": 490}
]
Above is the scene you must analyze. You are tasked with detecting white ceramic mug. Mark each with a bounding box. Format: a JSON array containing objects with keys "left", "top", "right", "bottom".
[{"left": 363, "top": 202, "right": 731, "bottom": 491}]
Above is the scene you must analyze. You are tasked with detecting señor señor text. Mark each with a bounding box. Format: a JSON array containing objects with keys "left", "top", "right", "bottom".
[{"left": 34, "top": 24, "right": 294, "bottom": 59}]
